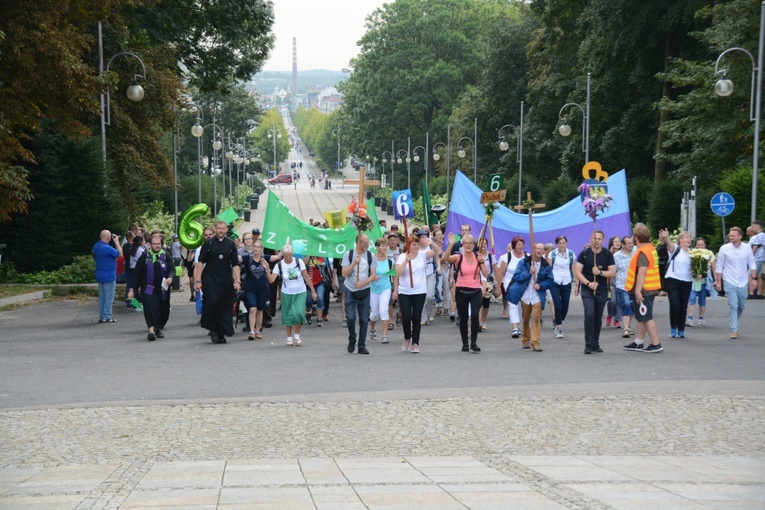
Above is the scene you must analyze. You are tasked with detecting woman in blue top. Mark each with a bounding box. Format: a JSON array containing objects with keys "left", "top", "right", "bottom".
[
  {"left": 240, "top": 239, "right": 273, "bottom": 340},
  {"left": 369, "top": 237, "right": 398, "bottom": 344}
]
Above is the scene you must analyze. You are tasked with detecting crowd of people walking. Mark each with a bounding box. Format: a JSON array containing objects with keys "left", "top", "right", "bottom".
[{"left": 94, "top": 217, "right": 764, "bottom": 354}]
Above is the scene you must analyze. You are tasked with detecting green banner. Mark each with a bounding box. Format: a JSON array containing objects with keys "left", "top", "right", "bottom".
[{"left": 262, "top": 192, "right": 381, "bottom": 257}]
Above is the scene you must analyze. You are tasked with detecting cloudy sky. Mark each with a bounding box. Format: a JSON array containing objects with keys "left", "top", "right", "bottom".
[{"left": 262, "top": 0, "right": 388, "bottom": 72}]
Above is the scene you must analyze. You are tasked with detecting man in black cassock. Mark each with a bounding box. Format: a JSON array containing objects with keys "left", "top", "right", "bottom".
[
  {"left": 194, "top": 220, "right": 241, "bottom": 343},
  {"left": 128, "top": 234, "right": 175, "bottom": 341}
]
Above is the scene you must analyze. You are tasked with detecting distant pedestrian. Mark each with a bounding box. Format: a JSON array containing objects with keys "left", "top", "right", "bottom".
[
  {"left": 714, "top": 227, "right": 757, "bottom": 339},
  {"left": 93, "top": 230, "right": 123, "bottom": 323}
]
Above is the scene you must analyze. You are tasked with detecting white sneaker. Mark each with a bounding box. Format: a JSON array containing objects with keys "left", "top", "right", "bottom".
[
  {"left": 698, "top": 319, "right": 705, "bottom": 326},
  {"left": 556, "top": 327, "right": 564, "bottom": 339},
  {"left": 370, "top": 329, "right": 378, "bottom": 340},
  {"left": 685, "top": 319, "right": 694, "bottom": 327}
]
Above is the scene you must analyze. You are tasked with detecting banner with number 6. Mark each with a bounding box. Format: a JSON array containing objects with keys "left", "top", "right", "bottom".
[{"left": 391, "top": 189, "right": 415, "bottom": 220}]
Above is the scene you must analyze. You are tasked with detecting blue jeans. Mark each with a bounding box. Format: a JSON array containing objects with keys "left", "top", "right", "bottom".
[
  {"left": 615, "top": 288, "right": 633, "bottom": 317},
  {"left": 344, "top": 288, "right": 371, "bottom": 348},
  {"left": 98, "top": 281, "right": 116, "bottom": 320},
  {"left": 549, "top": 282, "right": 572, "bottom": 326},
  {"left": 305, "top": 282, "right": 325, "bottom": 310},
  {"left": 723, "top": 281, "right": 748, "bottom": 333}
]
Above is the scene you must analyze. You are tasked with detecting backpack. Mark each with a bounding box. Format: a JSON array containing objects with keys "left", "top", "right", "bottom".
[
  {"left": 277, "top": 258, "right": 304, "bottom": 289},
  {"left": 551, "top": 248, "right": 575, "bottom": 277},
  {"left": 346, "top": 250, "right": 373, "bottom": 278}
]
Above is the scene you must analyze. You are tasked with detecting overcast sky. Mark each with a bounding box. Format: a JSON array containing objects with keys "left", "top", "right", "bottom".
[{"left": 261, "top": 0, "right": 388, "bottom": 72}]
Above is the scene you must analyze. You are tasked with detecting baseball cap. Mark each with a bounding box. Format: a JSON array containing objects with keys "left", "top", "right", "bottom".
[{"left": 417, "top": 229, "right": 429, "bottom": 237}]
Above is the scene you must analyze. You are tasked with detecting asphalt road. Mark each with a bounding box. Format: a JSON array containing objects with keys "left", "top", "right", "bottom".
[{"left": 1, "top": 292, "right": 763, "bottom": 409}]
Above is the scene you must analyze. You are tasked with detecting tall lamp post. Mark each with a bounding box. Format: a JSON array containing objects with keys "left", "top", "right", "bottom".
[
  {"left": 713, "top": 1, "right": 764, "bottom": 222},
  {"left": 396, "top": 149, "right": 410, "bottom": 190},
  {"left": 457, "top": 118, "right": 478, "bottom": 182},
  {"left": 332, "top": 128, "right": 341, "bottom": 175},
  {"left": 432, "top": 125, "right": 452, "bottom": 203},
  {"left": 99, "top": 22, "right": 147, "bottom": 166},
  {"left": 267, "top": 123, "right": 282, "bottom": 179},
  {"left": 558, "top": 72, "right": 591, "bottom": 165},
  {"left": 382, "top": 150, "right": 393, "bottom": 189},
  {"left": 499, "top": 101, "right": 525, "bottom": 206},
  {"left": 190, "top": 103, "right": 205, "bottom": 203},
  {"left": 412, "top": 143, "right": 427, "bottom": 187}
]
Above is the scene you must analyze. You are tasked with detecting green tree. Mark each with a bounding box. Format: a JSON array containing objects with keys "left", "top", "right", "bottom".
[{"left": 340, "top": 0, "right": 487, "bottom": 185}]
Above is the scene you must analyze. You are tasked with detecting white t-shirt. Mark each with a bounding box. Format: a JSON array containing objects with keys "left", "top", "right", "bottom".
[
  {"left": 396, "top": 250, "right": 429, "bottom": 295},
  {"left": 665, "top": 247, "right": 693, "bottom": 282},
  {"left": 274, "top": 258, "right": 307, "bottom": 295},
  {"left": 500, "top": 251, "right": 525, "bottom": 287}
]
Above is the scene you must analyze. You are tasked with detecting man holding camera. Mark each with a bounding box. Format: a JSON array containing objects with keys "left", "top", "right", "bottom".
[{"left": 93, "top": 230, "right": 123, "bottom": 323}]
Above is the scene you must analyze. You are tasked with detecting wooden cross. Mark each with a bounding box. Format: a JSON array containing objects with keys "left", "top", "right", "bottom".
[{"left": 513, "top": 191, "right": 545, "bottom": 248}]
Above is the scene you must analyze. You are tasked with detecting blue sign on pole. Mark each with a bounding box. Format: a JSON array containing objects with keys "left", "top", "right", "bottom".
[
  {"left": 391, "top": 189, "right": 414, "bottom": 220},
  {"left": 710, "top": 192, "right": 735, "bottom": 217}
]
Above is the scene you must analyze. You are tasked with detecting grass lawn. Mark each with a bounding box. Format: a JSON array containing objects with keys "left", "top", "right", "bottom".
[{"left": 0, "top": 285, "right": 48, "bottom": 299}]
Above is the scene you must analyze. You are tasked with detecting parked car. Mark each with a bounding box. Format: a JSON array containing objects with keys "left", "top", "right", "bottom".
[{"left": 268, "top": 173, "right": 293, "bottom": 184}]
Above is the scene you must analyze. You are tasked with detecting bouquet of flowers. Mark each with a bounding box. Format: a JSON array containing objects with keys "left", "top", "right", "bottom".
[
  {"left": 347, "top": 198, "right": 372, "bottom": 232},
  {"left": 689, "top": 248, "right": 714, "bottom": 292},
  {"left": 577, "top": 182, "right": 614, "bottom": 222}
]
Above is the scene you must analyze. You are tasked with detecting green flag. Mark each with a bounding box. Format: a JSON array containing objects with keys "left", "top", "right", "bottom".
[
  {"left": 262, "top": 192, "right": 382, "bottom": 257},
  {"left": 217, "top": 206, "right": 238, "bottom": 225},
  {"left": 421, "top": 179, "right": 438, "bottom": 227}
]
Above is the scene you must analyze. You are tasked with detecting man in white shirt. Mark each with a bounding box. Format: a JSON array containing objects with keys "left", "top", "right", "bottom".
[
  {"left": 714, "top": 227, "right": 757, "bottom": 339},
  {"left": 749, "top": 220, "right": 765, "bottom": 299}
]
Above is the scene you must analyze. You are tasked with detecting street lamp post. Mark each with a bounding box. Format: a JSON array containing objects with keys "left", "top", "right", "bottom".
[
  {"left": 396, "top": 148, "right": 409, "bottom": 190},
  {"left": 190, "top": 103, "right": 205, "bottom": 203},
  {"left": 98, "top": 22, "right": 147, "bottom": 173},
  {"left": 332, "top": 128, "right": 341, "bottom": 175},
  {"left": 558, "top": 72, "right": 591, "bottom": 165},
  {"left": 381, "top": 150, "right": 393, "bottom": 189},
  {"left": 499, "top": 101, "right": 525, "bottom": 206},
  {"left": 267, "top": 124, "right": 282, "bottom": 180},
  {"left": 432, "top": 125, "right": 452, "bottom": 203},
  {"left": 457, "top": 118, "right": 478, "bottom": 183},
  {"left": 713, "top": 1, "right": 764, "bottom": 222},
  {"left": 412, "top": 142, "right": 427, "bottom": 187}
]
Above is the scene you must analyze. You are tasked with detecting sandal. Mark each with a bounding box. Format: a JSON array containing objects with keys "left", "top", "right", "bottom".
[
  {"left": 387, "top": 323, "right": 394, "bottom": 330},
  {"left": 396, "top": 315, "right": 402, "bottom": 327},
  {"left": 622, "top": 328, "right": 635, "bottom": 338}
]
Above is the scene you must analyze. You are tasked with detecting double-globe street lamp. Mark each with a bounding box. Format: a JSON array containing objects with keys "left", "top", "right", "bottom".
[
  {"left": 432, "top": 125, "right": 452, "bottom": 203},
  {"left": 396, "top": 148, "right": 410, "bottom": 190},
  {"left": 499, "top": 101, "right": 526, "bottom": 206},
  {"left": 457, "top": 118, "right": 478, "bottom": 183},
  {"left": 381, "top": 150, "right": 393, "bottom": 189},
  {"left": 713, "top": 1, "right": 764, "bottom": 222},
  {"left": 558, "top": 72, "right": 591, "bottom": 165}
]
